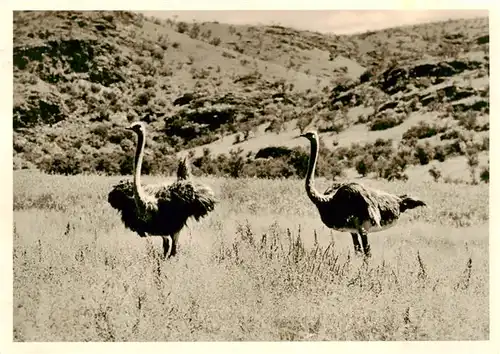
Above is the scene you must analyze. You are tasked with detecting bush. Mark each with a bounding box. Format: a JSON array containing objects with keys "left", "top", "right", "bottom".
[
  {"left": 189, "top": 23, "right": 201, "bottom": 39},
  {"left": 415, "top": 143, "right": 434, "bottom": 165},
  {"left": 243, "top": 158, "right": 295, "bottom": 179},
  {"left": 91, "top": 123, "right": 109, "bottom": 139},
  {"left": 209, "top": 37, "right": 221, "bottom": 46},
  {"left": 41, "top": 152, "right": 83, "bottom": 175},
  {"left": 176, "top": 21, "right": 189, "bottom": 33},
  {"left": 402, "top": 121, "right": 441, "bottom": 140},
  {"left": 355, "top": 154, "right": 375, "bottom": 176},
  {"left": 255, "top": 146, "right": 293, "bottom": 159},
  {"left": 480, "top": 165, "right": 489, "bottom": 183},
  {"left": 456, "top": 111, "right": 479, "bottom": 130},
  {"left": 428, "top": 166, "right": 442, "bottom": 182},
  {"left": 369, "top": 111, "right": 405, "bottom": 131},
  {"left": 440, "top": 128, "right": 463, "bottom": 141},
  {"left": 433, "top": 145, "right": 446, "bottom": 162},
  {"left": 359, "top": 68, "right": 373, "bottom": 83},
  {"left": 373, "top": 156, "right": 408, "bottom": 181}
]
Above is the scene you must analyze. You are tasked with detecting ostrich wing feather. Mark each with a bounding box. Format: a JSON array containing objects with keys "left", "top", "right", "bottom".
[
  {"left": 324, "top": 181, "right": 346, "bottom": 196},
  {"left": 108, "top": 178, "right": 217, "bottom": 236},
  {"left": 107, "top": 180, "right": 148, "bottom": 236},
  {"left": 157, "top": 180, "right": 217, "bottom": 221},
  {"left": 324, "top": 183, "right": 381, "bottom": 227},
  {"left": 322, "top": 183, "right": 402, "bottom": 229},
  {"left": 352, "top": 184, "right": 402, "bottom": 227}
]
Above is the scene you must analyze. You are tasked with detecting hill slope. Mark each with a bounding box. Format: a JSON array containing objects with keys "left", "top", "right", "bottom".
[{"left": 13, "top": 11, "right": 489, "bottom": 183}]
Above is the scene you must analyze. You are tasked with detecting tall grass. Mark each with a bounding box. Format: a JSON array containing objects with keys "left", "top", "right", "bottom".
[{"left": 13, "top": 170, "right": 488, "bottom": 341}]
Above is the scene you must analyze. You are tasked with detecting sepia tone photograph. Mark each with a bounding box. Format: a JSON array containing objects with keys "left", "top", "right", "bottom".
[{"left": 11, "top": 7, "right": 490, "bottom": 343}]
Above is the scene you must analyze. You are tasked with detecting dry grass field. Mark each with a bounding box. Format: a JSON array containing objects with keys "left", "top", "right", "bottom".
[
  {"left": 13, "top": 170, "right": 488, "bottom": 341},
  {"left": 10, "top": 10, "right": 492, "bottom": 349}
]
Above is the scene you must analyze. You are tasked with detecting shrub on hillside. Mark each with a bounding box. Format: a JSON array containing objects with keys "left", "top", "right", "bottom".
[
  {"left": 176, "top": 21, "right": 189, "bottom": 33},
  {"left": 40, "top": 152, "right": 83, "bottom": 175},
  {"left": 227, "top": 149, "right": 245, "bottom": 178},
  {"left": 480, "top": 164, "right": 489, "bottom": 183},
  {"left": 369, "top": 111, "right": 406, "bottom": 131},
  {"left": 243, "top": 158, "right": 295, "bottom": 179},
  {"left": 414, "top": 142, "right": 434, "bottom": 165},
  {"left": 354, "top": 154, "right": 375, "bottom": 177},
  {"left": 443, "top": 140, "right": 465, "bottom": 157},
  {"left": 440, "top": 128, "right": 464, "bottom": 141},
  {"left": 455, "top": 111, "right": 480, "bottom": 130},
  {"left": 288, "top": 149, "right": 310, "bottom": 178},
  {"left": 433, "top": 145, "right": 447, "bottom": 162},
  {"left": 355, "top": 113, "right": 370, "bottom": 124},
  {"left": 210, "top": 37, "right": 222, "bottom": 46},
  {"left": 428, "top": 166, "right": 442, "bottom": 182},
  {"left": 370, "top": 138, "right": 395, "bottom": 161},
  {"left": 91, "top": 123, "right": 110, "bottom": 140},
  {"left": 255, "top": 146, "right": 293, "bottom": 159},
  {"left": 391, "top": 145, "right": 416, "bottom": 170},
  {"left": 359, "top": 68, "right": 374, "bottom": 84},
  {"left": 318, "top": 122, "right": 345, "bottom": 134},
  {"left": 373, "top": 156, "right": 408, "bottom": 181},
  {"left": 402, "top": 121, "right": 442, "bottom": 140}
]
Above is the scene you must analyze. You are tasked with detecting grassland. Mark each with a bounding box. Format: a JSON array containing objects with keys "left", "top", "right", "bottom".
[
  {"left": 11, "top": 10, "right": 490, "bottom": 344},
  {"left": 13, "top": 170, "right": 488, "bottom": 341}
]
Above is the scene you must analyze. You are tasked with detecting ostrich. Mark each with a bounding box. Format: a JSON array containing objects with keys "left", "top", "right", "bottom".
[
  {"left": 107, "top": 121, "right": 217, "bottom": 259},
  {"left": 299, "top": 130, "right": 426, "bottom": 257}
]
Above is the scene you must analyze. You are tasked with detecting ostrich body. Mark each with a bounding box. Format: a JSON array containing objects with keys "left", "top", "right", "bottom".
[
  {"left": 108, "top": 122, "right": 217, "bottom": 258},
  {"left": 300, "top": 131, "right": 426, "bottom": 257}
]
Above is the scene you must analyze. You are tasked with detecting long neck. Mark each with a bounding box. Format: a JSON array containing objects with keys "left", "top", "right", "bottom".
[
  {"left": 133, "top": 130, "right": 148, "bottom": 210},
  {"left": 305, "top": 138, "right": 326, "bottom": 205}
]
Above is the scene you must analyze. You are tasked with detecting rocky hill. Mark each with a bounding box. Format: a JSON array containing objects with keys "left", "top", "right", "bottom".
[{"left": 13, "top": 11, "right": 489, "bottom": 183}]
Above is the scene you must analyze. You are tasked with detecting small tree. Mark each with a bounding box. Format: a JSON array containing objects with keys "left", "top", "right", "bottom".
[
  {"left": 480, "top": 163, "right": 489, "bottom": 183},
  {"left": 355, "top": 155, "right": 375, "bottom": 177},
  {"left": 415, "top": 143, "right": 433, "bottom": 165},
  {"left": 428, "top": 166, "right": 442, "bottom": 182},
  {"left": 466, "top": 150, "right": 479, "bottom": 185},
  {"left": 228, "top": 148, "right": 244, "bottom": 178}
]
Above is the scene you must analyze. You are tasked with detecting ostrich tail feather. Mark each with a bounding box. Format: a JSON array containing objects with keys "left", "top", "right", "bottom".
[{"left": 177, "top": 157, "right": 191, "bottom": 181}]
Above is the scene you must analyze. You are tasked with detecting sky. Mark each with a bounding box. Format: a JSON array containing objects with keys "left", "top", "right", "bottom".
[{"left": 140, "top": 10, "right": 488, "bottom": 34}]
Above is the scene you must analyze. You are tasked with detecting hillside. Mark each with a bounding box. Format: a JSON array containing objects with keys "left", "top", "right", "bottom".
[{"left": 13, "top": 11, "right": 489, "bottom": 183}]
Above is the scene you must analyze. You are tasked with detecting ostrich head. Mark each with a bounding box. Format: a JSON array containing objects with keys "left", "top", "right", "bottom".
[
  {"left": 299, "top": 130, "right": 319, "bottom": 142},
  {"left": 126, "top": 121, "right": 147, "bottom": 135},
  {"left": 399, "top": 195, "right": 427, "bottom": 212}
]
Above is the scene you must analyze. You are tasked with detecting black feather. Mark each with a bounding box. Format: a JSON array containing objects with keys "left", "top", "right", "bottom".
[
  {"left": 108, "top": 178, "right": 217, "bottom": 238},
  {"left": 107, "top": 180, "right": 149, "bottom": 236},
  {"left": 176, "top": 157, "right": 191, "bottom": 181},
  {"left": 109, "top": 123, "right": 217, "bottom": 258}
]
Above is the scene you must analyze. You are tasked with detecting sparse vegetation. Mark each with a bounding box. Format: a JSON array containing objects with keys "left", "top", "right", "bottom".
[
  {"left": 13, "top": 11, "right": 489, "bottom": 183},
  {"left": 403, "top": 121, "right": 444, "bottom": 140},
  {"left": 12, "top": 11, "right": 490, "bottom": 342},
  {"left": 13, "top": 171, "right": 489, "bottom": 341},
  {"left": 369, "top": 111, "right": 407, "bottom": 131},
  {"left": 479, "top": 163, "right": 489, "bottom": 183}
]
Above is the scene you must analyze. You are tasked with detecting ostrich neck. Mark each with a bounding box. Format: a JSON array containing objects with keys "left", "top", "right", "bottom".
[
  {"left": 133, "top": 131, "right": 148, "bottom": 212},
  {"left": 305, "top": 138, "right": 326, "bottom": 205}
]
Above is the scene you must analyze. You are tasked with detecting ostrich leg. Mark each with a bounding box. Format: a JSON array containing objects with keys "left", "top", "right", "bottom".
[
  {"left": 162, "top": 235, "right": 173, "bottom": 259},
  {"left": 359, "top": 228, "right": 371, "bottom": 258},
  {"left": 350, "top": 233, "right": 362, "bottom": 254},
  {"left": 170, "top": 231, "right": 180, "bottom": 257}
]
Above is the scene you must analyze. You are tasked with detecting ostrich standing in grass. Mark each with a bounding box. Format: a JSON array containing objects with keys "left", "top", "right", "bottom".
[
  {"left": 299, "top": 131, "right": 426, "bottom": 257},
  {"left": 108, "top": 121, "right": 217, "bottom": 259}
]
